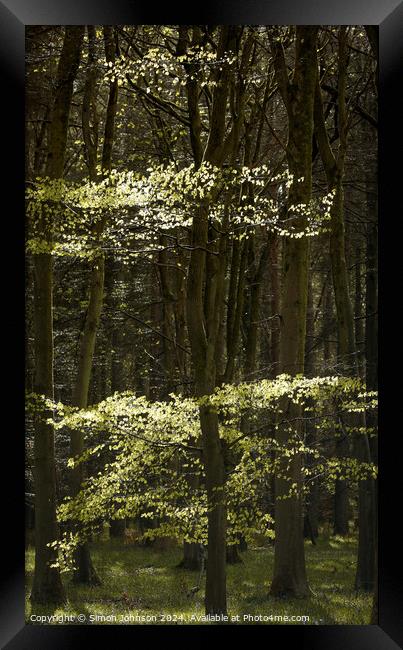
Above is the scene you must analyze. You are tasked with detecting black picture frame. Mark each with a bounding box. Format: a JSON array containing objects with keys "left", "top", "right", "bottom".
[{"left": 2, "top": 1, "right": 401, "bottom": 647}]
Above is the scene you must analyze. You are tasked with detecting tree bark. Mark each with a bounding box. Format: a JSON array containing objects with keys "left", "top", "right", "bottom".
[
  {"left": 304, "top": 270, "right": 319, "bottom": 541},
  {"left": 268, "top": 234, "right": 281, "bottom": 377},
  {"left": 355, "top": 170, "right": 378, "bottom": 592},
  {"left": 224, "top": 237, "right": 249, "bottom": 383},
  {"left": 179, "top": 541, "right": 201, "bottom": 570},
  {"left": 314, "top": 30, "right": 350, "bottom": 540},
  {"left": 31, "top": 26, "right": 84, "bottom": 604},
  {"left": 269, "top": 26, "right": 318, "bottom": 598},
  {"left": 354, "top": 246, "right": 365, "bottom": 378},
  {"left": 314, "top": 29, "right": 376, "bottom": 578},
  {"left": 184, "top": 25, "right": 243, "bottom": 615},
  {"left": 70, "top": 26, "right": 118, "bottom": 584}
]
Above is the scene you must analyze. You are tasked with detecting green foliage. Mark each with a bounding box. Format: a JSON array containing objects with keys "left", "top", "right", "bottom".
[
  {"left": 26, "top": 375, "right": 377, "bottom": 573},
  {"left": 26, "top": 161, "right": 335, "bottom": 265}
]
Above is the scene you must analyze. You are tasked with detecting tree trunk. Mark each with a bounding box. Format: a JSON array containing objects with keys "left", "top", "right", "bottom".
[
  {"left": 108, "top": 265, "right": 127, "bottom": 540},
  {"left": 226, "top": 545, "right": 243, "bottom": 564},
  {"left": 70, "top": 254, "right": 104, "bottom": 585},
  {"left": 110, "top": 519, "right": 126, "bottom": 538},
  {"left": 31, "top": 251, "right": 66, "bottom": 604},
  {"left": 31, "top": 25, "right": 84, "bottom": 605},
  {"left": 333, "top": 477, "right": 349, "bottom": 536},
  {"left": 174, "top": 247, "right": 188, "bottom": 392},
  {"left": 323, "top": 275, "right": 333, "bottom": 366},
  {"left": 355, "top": 170, "right": 378, "bottom": 592},
  {"left": 270, "top": 26, "right": 318, "bottom": 598},
  {"left": 267, "top": 236, "right": 281, "bottom": 522},
  {"left": 304, "top": 271, "right": 319, "bottom": 542},
  {"left": 330, "top": 179, "right": 353, "bottom": 538},
  {"left": 70, "top": 26, "right": 118, "bottom": 584},
  {"left": 157, "top": 239, "right": 176, "bottom": 397},
  {"left": 183, "top": 26, "right": 243, "bottom": 615},
  {"left": 314, "top": 28, "right": 376, "bottom": 580},
  {"left": 269, "top": 234, "right": 281, "bottom": 377},
  {"left": 354, "top": 246, "right": 365, "bottom": 377},
  {"left": 199, "top": 400, "right": 227, "bottom": 614},
  {"left": 245, "top": 236, "right": 270, "bottom": 379},
  {"left": 179, "top": 542, "right": 201, "bottom": 571}
]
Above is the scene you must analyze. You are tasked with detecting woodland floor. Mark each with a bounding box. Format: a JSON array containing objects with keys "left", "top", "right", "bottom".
[{"left": 25, "top": 533, "right": 372, "bottom": 625}]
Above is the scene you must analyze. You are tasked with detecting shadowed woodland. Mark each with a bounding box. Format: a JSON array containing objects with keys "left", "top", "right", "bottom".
[{"left": 25, "top": 25, "right": 378, "bottom": 624}]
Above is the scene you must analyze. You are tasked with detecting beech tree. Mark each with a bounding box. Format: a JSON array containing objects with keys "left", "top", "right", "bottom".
[
  {"left": 269, "top": 26, "right": 318, "bottom": 598},
  {"left": 30, "top": 25, "right": 84, "bottom": 604},
  {"left": 70, "top": 25, "right": 118, "bottom": 586}
]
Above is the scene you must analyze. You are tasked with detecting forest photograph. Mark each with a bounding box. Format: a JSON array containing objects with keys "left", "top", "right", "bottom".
[{"left": 25, "top": 24, "right": 378, "bottom": 626}]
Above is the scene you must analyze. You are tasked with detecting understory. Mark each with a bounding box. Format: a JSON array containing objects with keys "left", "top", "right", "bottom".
[{"left": 25, "top": 533, "right": 372, "bottom": 625}]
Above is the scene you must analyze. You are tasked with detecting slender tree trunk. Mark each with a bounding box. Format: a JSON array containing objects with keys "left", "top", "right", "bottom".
[
  {"left": 157, "top": 239, "right": 177, "bottom": 397},
  {"left": 269, "top": 234, "right": 281, "bottom": 377},
  {"left": 314, "top": 28, "right": 376, "bottom": 580},
  {"left": 304, "top": 270, "right": 319, "bottom": 541},
  {"left": 172, "top": 245, "right": 188, "bottom": 393},
  {"left": 31, "top": 26, "right": 84, "bottom": 604},
  {"left": 70, "top": 26, "right": 118, "bottom": 584},
  {"left": 245, "top": 236, "right": 270, "bottom": 379},
  {"left": 70, "top": 254, "right": 104, "bottom": 583},
  {"left": 107, "top": 262, "right": 127, "bottom": 539},
  {"left": 314, "top": 29, "right": 353, "bottom": 539},
  {"left": 224, "top": 237, "right": 249, "bottom": 382},
  {"left": 183, "top": 25, "right": 243, "bottom": 615},
  {"left": 179, "top": 541, "right": 201, "bottom": 570},
  {"left": 31, "top": 250, "right": 67, "bottom": 604},
  {"left": 236, "top": 237, "right": 271, "bottom": 552},
  {"left": 199, "top": 397, "right": 227, "bottom": 614},
  {"left": 187, "top": 206, "right": 228, "bottom": 612},
  {"left": 354, "top": 246, "right": 365, "bottom": 378},
  {"left": 267, "top": 235, "right": 281, "bottom": 520},
  {"left": 226, "top": 545, "right": 243, "bottom": 564},
  {"left": 323, "top": 274, "right": 333, "bottom": 367},
  {"left": 331, "top": 179, "right": 354, "bottom": 537},
  {"left": 269, "top": 26, "right": 318, "bottom": 598},
  {"left": 355, "top": 171, "right": 378, "bottom": 592},
  {"left": 110, "top": 519, "right": 126, "bottom": 538},
  {"left": 173, "top": 246, "right": 201, "bottom": 568},
  {"left": 331, "top": 216, "right": 358, "bottom": 540}
]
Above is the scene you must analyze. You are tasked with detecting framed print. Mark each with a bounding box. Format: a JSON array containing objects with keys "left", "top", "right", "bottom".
[{"left": 0, "top": 0, "right": 401, "bottom": 647}]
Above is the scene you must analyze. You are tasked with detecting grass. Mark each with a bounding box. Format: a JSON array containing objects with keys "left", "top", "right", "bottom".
[{"left": 25, "top": 533, "right": 372, "bottom": 625}]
